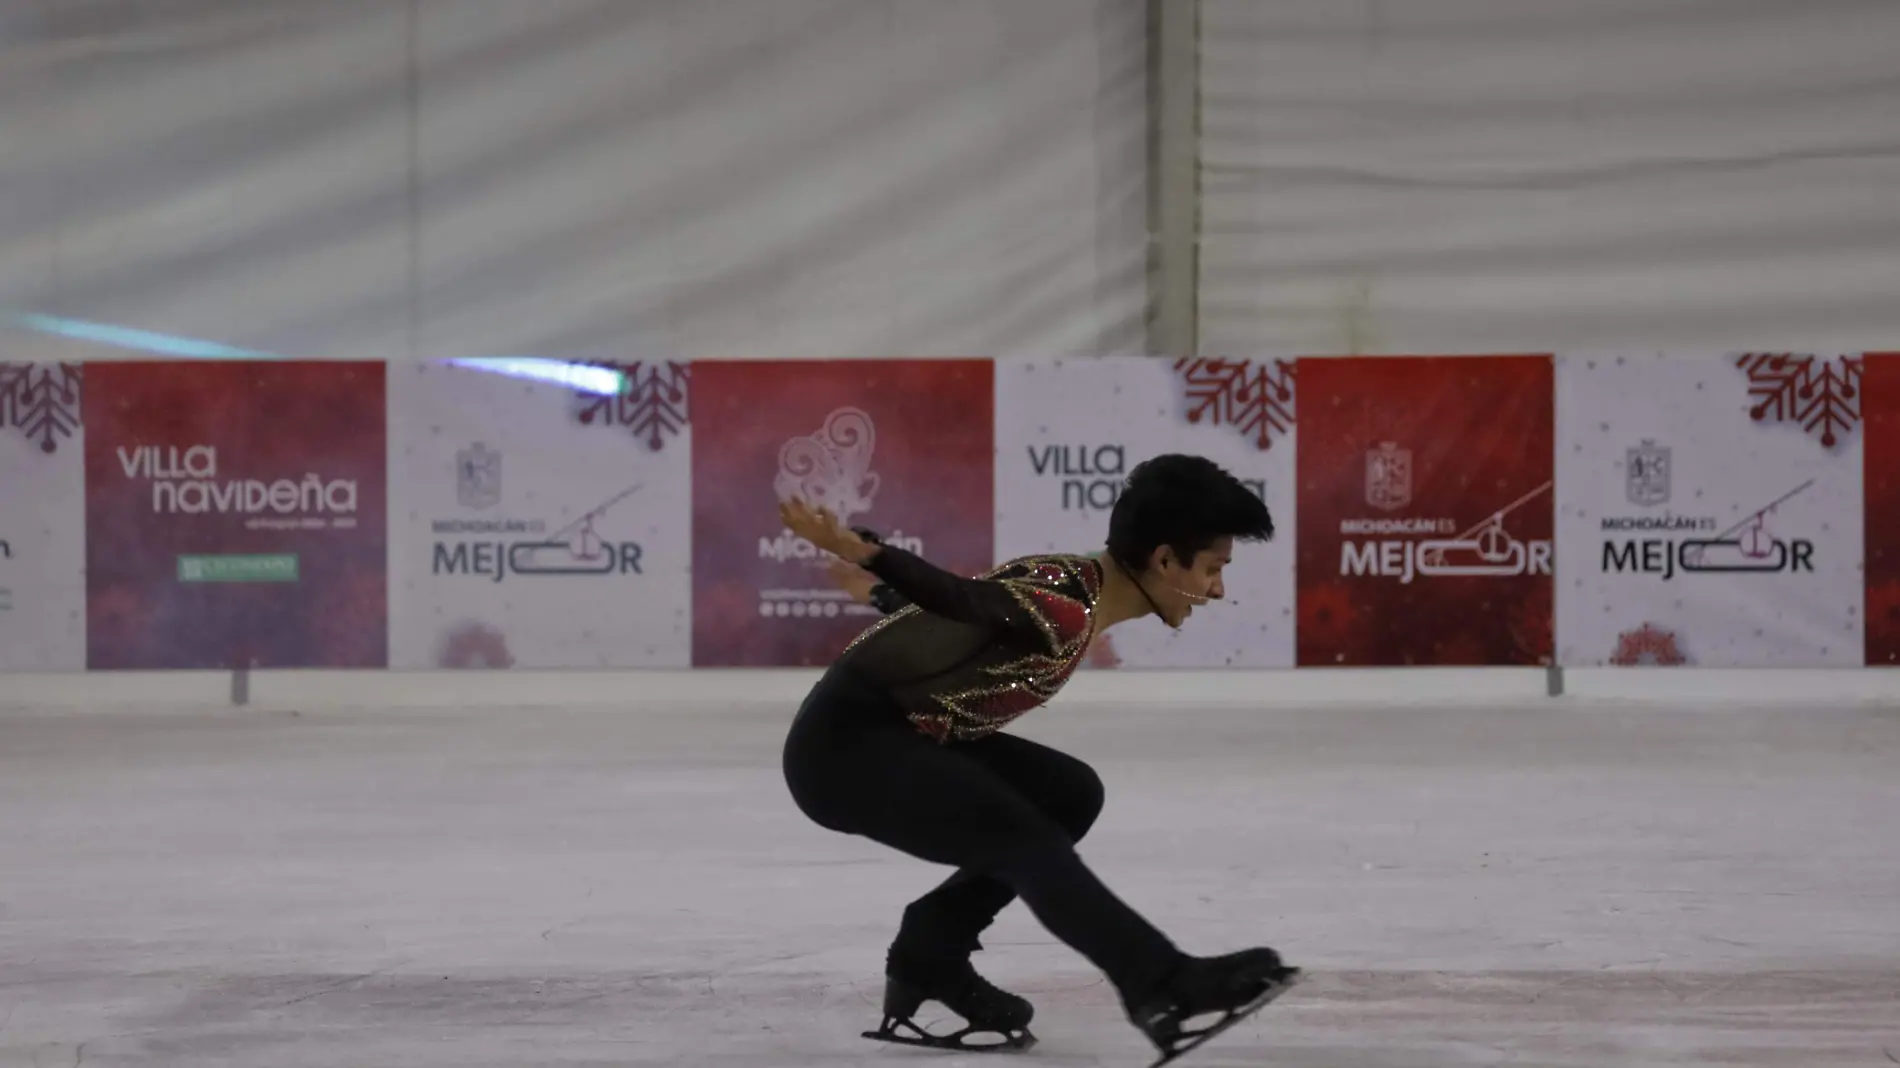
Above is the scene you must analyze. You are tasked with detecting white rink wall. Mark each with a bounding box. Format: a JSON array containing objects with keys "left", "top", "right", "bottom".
[{"left": 10, "top": 667, "right": 1900, "bottom": 714}]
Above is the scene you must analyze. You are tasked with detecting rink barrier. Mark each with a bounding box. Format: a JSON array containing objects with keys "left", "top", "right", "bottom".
[
  {"left": 6, "top": 352, "right": 1898, "bottom": 679},
  {"left": 6, "top": 665, "right": 1900, "bottom": 712}
]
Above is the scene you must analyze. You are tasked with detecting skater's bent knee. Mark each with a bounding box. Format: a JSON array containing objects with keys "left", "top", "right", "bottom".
[
  {"left": 1062, "top": 763, "right": 1106, "bottom": 840},
  {"left": 1025, "top": 750, "right": 1105, "bottom": 843}
]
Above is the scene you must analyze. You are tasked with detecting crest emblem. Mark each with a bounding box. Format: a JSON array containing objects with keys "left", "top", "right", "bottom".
[
  {"left": 456, "top": 443, "right": 502, "bottom": 510},
  {"left": 1625, "top": 440, "right": 1670, "bottom": 507},
  {"left": 1364, "top": 442, "right": 1411, "bottom": 511},
  {"left": 774, "top": 407, "right": 881, "bottom": 524}
]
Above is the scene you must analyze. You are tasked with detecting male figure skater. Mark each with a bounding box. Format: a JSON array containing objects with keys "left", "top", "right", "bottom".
[{"left": 779, "top": 454, "right": 1299, "bottom": 1065}]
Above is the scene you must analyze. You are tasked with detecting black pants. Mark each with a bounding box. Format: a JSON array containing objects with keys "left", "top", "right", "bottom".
[{"left": 782, "top": 667, "right": 1181, "bottom": 1001}]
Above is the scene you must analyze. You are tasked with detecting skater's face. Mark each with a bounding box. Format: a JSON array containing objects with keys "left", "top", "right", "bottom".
[{"left": 1145, "top": 537, "right": 1231, "bottom": 627}]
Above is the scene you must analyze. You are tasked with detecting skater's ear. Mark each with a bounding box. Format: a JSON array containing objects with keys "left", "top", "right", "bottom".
[{"left": 1146, "top": 543, "right": 1182, "bottom": 574}]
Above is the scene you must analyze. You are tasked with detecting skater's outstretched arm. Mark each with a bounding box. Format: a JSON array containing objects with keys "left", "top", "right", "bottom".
[
  {"left": 781, "top": 498, "right": 1041, "bottom": 634},
  {"left": 836, "top": 545, "right": 1103, "bottom": 621},
  {"left": 858, "top": 542, "right": 1030, "bottom": 631},
  {"left": 824, "top": 556, "right": 911, "bottom": 615}
]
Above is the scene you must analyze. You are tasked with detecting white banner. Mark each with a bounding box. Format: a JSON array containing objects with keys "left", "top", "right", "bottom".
[
  {"left": 1555, "top": 352, "right": 1865, "bottom": 667},
  {"left": 0, "top": 363, "right": 86, "bottom": 672},
  {"left": 993, "top": 357, "right": 1296, "bottom": 668},
  {"left": 386, "top": 362, "right": 692, "bottom": 669}
]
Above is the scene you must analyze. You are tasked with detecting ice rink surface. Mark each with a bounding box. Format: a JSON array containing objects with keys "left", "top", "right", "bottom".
[{"left": 1, "top": 696, "right": 1896, "bottom": 1067}]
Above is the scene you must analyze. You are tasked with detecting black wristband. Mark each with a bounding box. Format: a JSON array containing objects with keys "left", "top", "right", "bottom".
[{"left": 868, "top": 583, "right": 906, "bottom": 615}]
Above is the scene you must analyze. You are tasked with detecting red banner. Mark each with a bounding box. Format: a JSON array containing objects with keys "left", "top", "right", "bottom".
[
  {"left": 83, "top": 361, "right": 387, "bottom": 669},
  {"left": 690, "top": 359, "right": 995, "bottom": 666},
  {"left": 1864, "top": 353, "right": 1900, "bottom": 665},
  {"left": 1296, "top": 355, "right": 1554, "bottom": 667}
]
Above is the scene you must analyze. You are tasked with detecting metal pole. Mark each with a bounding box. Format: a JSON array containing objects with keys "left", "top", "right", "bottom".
[{"left": 1146, "top": 0, "right": 1200, "bottom": 358}]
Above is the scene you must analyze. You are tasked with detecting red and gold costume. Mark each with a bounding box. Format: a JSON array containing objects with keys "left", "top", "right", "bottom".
[{"left": 836, "top": 547, "right": 1103, "bottom": 742}]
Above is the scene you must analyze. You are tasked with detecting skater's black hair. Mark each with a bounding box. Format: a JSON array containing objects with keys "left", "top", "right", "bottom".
[{"left": 1104, "top": 454, "right": 1274, "bottom": 575}]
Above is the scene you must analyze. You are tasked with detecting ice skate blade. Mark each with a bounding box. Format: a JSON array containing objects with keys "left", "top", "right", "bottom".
[
  {"left": 1144, "top": 970, "right": 1299, "bottom": 1068},
  {"left": 863, "top": 1017, "right": 1038, "bottom": 1054}
]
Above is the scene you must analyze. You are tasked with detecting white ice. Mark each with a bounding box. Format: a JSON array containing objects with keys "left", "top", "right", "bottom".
[{"left": 1, "top": 698, "right": 1896, "bottom": 1067}]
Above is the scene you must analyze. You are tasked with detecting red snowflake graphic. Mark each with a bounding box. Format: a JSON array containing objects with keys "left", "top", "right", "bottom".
[
  {"left": 575, "top": 361, "right": 690, "bottom": 451},
  {"left": 440, "top": 622, "right": 514, "bottom": 669},
  {"left": 1174, "top": 358, "right": 1296, "bottom": 450},
  {"left": 0, "top": 362, "right": 83, "bottom": 454},
  {"left": 1609, "top": 623, "right": 1687, "bottom": 666},
  {"left": 1737, "top": 353, "right": 1862, "bottom": 450},
  {"left": 1297, "top": 581, "right": 1358, "bottom": 654}
]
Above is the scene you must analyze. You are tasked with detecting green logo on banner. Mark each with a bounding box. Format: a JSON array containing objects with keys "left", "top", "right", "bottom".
[{"left": 177, "top": 554, "right": 300, "bottom": 583}]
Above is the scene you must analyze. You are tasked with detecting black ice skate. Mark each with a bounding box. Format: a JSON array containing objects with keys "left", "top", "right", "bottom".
[
  {"left": 862, "top": 953, "right": 1037, "bottom": 1053},
  {"left": 1124, "top": 948, "right": 1299, "bottom": 1067}
]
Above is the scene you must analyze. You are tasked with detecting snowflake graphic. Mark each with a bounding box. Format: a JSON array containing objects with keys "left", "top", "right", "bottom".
[
  {"left": 1737, "top": 353, "right": 1862, "bottom": 450},
  {"left": 439, "top": 622, "right": 514, "bottom": 670},
  {"left": 0, "top": 362, "right": 83, "bottom": 454},
  {"left": 1297, "top": 580, "right": 1358, "bottom": 655},
  {"left": 1609, "top": 622, "right": 1687, "bottom": 666},
  {"left": 1174, "top": 358, "right": 1296, "bottom": 450},
  {"left": 573, "top": 361, "right": 690, "bottom": 451}
]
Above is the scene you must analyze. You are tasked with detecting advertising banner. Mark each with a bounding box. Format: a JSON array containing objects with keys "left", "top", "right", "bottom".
[
  {"left": 386, "top": 361, "right": 692, "bottom": 669},
  {"left": 690, "top": 358, "right": 994, "bottom": 667},
  {"left": 1862, "top": 353, "right": 1900, "bottom": 665},
  {"left": 1556, "top": 352, "right": 1865, "bottom": 667},
  {"left": 1296, "top": 355, "right": 1554, "bottom": 667},
  {"left": 82, "top": 361, "right": 387, "bottom": 669},
  {"left": 0, "top": 362, "right": 86, "bottom": 672},
  {"left": 993, "top": 356, "right": 1296, "bottom": 667}
]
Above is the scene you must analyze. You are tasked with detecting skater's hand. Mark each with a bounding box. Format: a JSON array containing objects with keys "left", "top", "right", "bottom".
[
  {"left": 780, "top": 497, "right": 878, "bottom": 565},
  {"left": 826, "top": 557, "right": 881, "bottom": 603}
]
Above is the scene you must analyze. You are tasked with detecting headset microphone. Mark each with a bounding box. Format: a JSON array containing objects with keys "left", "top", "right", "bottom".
[
  {"left": 1161, "top": 585, "right": 1216, "bottom": 605},
  {"left": 1112, "top": 556, "right": 1231, "bottom": 617}
]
